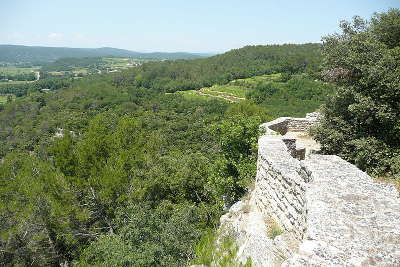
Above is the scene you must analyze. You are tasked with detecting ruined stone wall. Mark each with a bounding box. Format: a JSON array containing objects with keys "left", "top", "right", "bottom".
[
  {"left": 286, "top": 119, "right": 315, "bottom": 132},
  {"left": 219, "top": 113, "right": 400, "bottom": 267},
  {"left": 260, "top": 112, "right": 320, "bottom": 135},
  {"left": 254, "top": 135, "right": 308, "bottom": 240},
  {"left": 283, "top": 155, "right": 400, "bottom": 267}
]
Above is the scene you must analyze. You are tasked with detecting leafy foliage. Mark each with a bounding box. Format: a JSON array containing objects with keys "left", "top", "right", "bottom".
[
  {"left": 0, "top": 42, "right": 325, "bottom": 265},
  {"left": 208, "top": 103, "right": 270, "bottom": 205},
  {"left": 0, "top": 71, "right": 36, "bottom": 81},
  {"left": 41, "top": 57, "right": 106, "bottom": 72},
  {"left": 114, "top": 43, "right": 322, "bottom": 92},
  {"left": 190, "top": 230, "right": 252, "bottom": 267},
  {"left": 266, "top": 219, "right": 284, "bottom": 239},
  {"left": 0, "top": 77, "right": 73, "bottom": 97},
  {"left": 246, "top": 74, "right": 335, "bottom": 117},
  {"left": 0, "top": 152, "right": 82, "bottom": 266},
  {"left": 78, "top": 202, "right": 205, "bottom": 267},
  {"left": 312, "top": 8, "right": 400, "bottom": 178}
]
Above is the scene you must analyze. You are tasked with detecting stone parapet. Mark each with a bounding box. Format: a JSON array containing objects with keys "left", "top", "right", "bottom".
[
  {"left": 254, "top": 135, "right": 308, "bottom": 241},
  {"left": 219, "top": 113, "right": 400, "bottom": 267},
  {"left": 260, "top": 112, "right": 320, "bottom": 135}
]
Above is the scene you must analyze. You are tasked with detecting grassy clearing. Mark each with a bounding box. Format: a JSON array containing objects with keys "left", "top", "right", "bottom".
[
  {"left": 48, "top": 71, "right": 65, "bottom": 76},
  {"left": 0, "top": 67, "right": 39, "bottom": 75},
  {"left": 103, "top": 58, "right": 130, "bottom": 69},
  {"left": 177, "top": 89, "right": 244, "bottom": 103},
  {"left": 73, "top": 69, "right": 89, "bottom": 75},
  {"left": 230, "top": 73, "right": 282, "bottom": 87},
  {"left": 204, "top": 85, "right": 249, "bottom": 98},
  {"left": 174, "top": 73, "right": 284, "bottom": 102},
  {"left": 175, "top": 91, "right": 222, "bottom": 101},
  {"left": 0, "top": 80, "right": 31, "bottom": 85},
  {"left": 175, "top": 90, "right": 234, "bottom": 102},
  {"left": 0, "top": 95, "right": 7, "bottom": 104},
  {"left": 103, "top": 57, "right": 129, "bottom": 63},
  {"left": 0, "top": 95, "right": 15, "bottom": 104},
  {"left": 103, "top": 57, "right": 152, "bottom": 69}
]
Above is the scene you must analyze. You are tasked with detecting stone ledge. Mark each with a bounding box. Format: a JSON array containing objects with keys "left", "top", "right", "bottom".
[
  {"left": 287, "top": 155, "right": 400, "bottom": 266},
  {"left": 220, "top": 113, "right": 400, "bottom": 267}
]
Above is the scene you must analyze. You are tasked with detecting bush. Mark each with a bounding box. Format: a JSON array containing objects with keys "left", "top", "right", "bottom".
[{"left": 190, "top": 230, "right": 252, "bottom": 267}]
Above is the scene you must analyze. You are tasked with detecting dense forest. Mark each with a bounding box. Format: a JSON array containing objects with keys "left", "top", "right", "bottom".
[
  {"left": 40, "top": 57, "right": 106, "bottom": 72},
  {"left": 0, "top": 42, "right": 326, "bottom": 266},
  {"left": 0, "top": 78, "right": 73, "bottom": 97},
  {"left": 0, "top": 72, "right": 36, "bottom": 81},
  {"left": 0, "top": 8, "right": 399, "bottom": 266}
]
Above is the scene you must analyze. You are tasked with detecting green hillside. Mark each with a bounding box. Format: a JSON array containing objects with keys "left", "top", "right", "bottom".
[
  {"left": 0, "top": 44, "right": 209, "bottom": 64},
  {"left": 176, "top": 74, "right": 282, "bottom": 102},
  {"left": 115, "top": 43, "right": 322, "bottom": 92},
  {"left": 176, "top": 72, "right": 334, "bottom": 117},
  {"left": 0, "top": 8, "right": 399, "bottom": 266},
  {"left": 0, "top": 42, "right": 325, "bottom": 265}
]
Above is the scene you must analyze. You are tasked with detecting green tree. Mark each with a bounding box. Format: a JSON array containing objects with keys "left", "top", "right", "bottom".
[
  {"left": 312, "top": 8, "right": 400, "bottom": 178},
  {"left": 208, "top": 103, "right": 270, "bottom": 205},
  {"left": 0, "top": 153, "right": 83, "bottom": 266},
  {"left": 77, "top": 201, "right": 205, "bottom": 267},
  {"left": 6, "top": 95, "right": 12, "bottom": 103}
]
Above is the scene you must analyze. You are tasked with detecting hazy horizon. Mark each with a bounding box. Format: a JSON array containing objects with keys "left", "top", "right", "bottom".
[
  {"left": 0, "top": 43, "right": 217, "bottom": 55},
  {"left": 2, "top": 0, "right": 399, "bottom": 53}
]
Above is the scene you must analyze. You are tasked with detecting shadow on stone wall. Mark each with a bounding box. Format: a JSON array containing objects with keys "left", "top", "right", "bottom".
[{"left": 219, "top": 113, "right": 400, "bottom": 267}]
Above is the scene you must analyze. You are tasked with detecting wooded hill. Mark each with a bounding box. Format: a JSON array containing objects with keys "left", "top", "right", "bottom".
[
  {"left": 0, "top": 42, "right": 329, "bottom": 266},
  {"left": 114, "top": 43, "right": 322, "bottom": 91},
  {"left": 0, "top": 44, "right": 209, "bottom": 64},
  {"left": 1, "top": 7, "right": 399, "bottom": 264}
]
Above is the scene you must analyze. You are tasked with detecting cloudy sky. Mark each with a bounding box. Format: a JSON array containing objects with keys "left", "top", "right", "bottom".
[{"left": 1, "top": 0, "right": 399, "bottom": 53}]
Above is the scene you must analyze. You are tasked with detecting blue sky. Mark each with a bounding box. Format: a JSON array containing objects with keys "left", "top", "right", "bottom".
[{"left": 1, "top": 0, "right": 399, "bottom": 53}]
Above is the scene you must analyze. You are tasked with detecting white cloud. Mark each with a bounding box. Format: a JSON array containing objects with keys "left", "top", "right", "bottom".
[{"left": 48, "top": 33, "right": 64, "bottom": 39}]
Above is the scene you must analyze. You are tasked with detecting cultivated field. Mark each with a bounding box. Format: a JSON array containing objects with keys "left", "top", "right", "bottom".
[
  {"left": 0, "top": 66, "right": 40, "bottom": 75},
  {"left": 176, "top": 73, "right": 283, "bottom": 102}
]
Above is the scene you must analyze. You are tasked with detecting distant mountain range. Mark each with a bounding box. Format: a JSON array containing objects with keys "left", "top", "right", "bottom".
[{"left": 0, "top": 45, "right": 214, "bottom": 63}]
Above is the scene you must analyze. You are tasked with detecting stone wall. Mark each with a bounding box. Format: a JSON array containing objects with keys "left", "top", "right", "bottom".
[
  {"left": 260, "top": 112, "right": 320, "bottom": 135},
  {"left": 219, "top": 113, "right": 400, "bottom": 267},
  {"left": 283, "top": 155, "right": 400, "bottom": 267},
  {"left": 254, "top": 135, "right": 308, "bottom": 240}
]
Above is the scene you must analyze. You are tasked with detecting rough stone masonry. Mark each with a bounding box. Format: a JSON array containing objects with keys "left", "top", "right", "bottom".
[{"left": 219, "top": 113, "right": 400, "bottom": 267}]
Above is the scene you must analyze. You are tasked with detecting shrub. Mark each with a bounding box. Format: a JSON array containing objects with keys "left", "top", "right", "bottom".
[{"left": 190, "top": 230, "right": 252, "bottom": 267}]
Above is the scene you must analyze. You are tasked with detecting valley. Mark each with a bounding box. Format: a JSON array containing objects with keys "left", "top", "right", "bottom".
[{"left": 0, "top": 6, "right": 399, "bottom": 267}]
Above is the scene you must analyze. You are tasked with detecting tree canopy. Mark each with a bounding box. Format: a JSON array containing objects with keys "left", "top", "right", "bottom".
[
  {"left": 0, "top": 29, "right": 370, "bottom": 266},
  {"left": 312, "top": 8, "right": 400, "bottom": 178}
]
